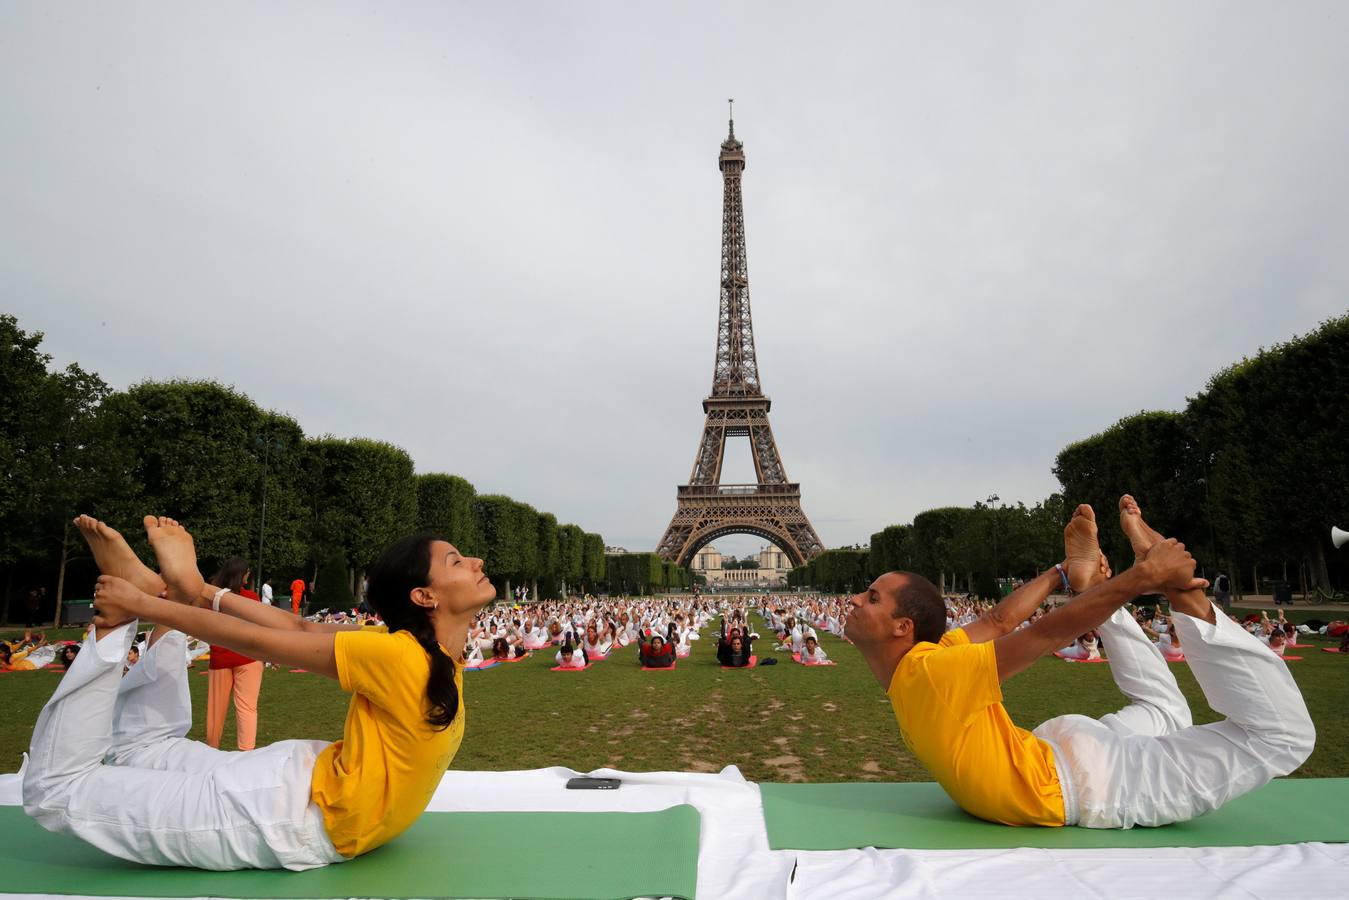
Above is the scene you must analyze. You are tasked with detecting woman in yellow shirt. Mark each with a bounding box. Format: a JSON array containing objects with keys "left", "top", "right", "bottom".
[{"left": 24, "top": 515, "right": 495, "bottom": 870}]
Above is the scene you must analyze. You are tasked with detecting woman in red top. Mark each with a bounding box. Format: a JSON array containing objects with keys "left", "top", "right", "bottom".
[
  {"left": 206, "top": 558, "right": 263, "bottom": 749},
  {"left": 639, "top": 634, "right": 676, "bottom": 668}
]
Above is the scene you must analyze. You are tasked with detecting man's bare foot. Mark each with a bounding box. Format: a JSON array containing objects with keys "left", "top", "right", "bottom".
[
  {"left": 74, "top": 515, "right": 166, "bottom": 596},
  {"left": 144, "top": 516, "right": 206, "bottom": 605},
  {"left": 1118, "top": 495, "right": 1166, "bottom": 563},
  {"left": 1064, "top": 504, "right": 1107, "bottom": 592}
]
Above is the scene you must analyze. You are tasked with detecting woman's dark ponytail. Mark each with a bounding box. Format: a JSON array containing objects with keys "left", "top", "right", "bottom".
[{"left": 365, "top": 533, "right": 460, "bottom": 730}]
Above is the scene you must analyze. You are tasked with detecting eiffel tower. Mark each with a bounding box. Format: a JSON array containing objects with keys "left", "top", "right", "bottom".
[{"left": 656, "top": 106, "right": 825, "bottom": 568}]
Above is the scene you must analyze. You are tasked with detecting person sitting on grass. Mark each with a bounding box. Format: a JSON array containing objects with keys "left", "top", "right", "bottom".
[
  {"left": 845, "top": 495, "right": 1314, "bottom": 829},
  {"left": 799, "top": 634, "right": 830, "bottom": 665},
  {"left": 24, "top": 514, "right": 494, "bottom": 870},
  {"left": 639, "top": 634, "right": 675, "bottom": 668}
]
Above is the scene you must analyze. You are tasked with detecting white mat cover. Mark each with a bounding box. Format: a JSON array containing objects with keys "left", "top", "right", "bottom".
[{"left": 2, "top": 768, "right": 1346, "bottom": 899}]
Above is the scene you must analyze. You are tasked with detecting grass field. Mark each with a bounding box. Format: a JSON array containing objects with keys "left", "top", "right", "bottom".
[{"left": 2, "top": 607, "right": 1346, "bottom": 782}]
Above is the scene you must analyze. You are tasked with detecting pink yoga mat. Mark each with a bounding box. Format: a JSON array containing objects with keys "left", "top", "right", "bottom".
[
  {"left": 550, "top": 663, "right": 593, "bottom": 671},
  {"left": 1053, "top": 651, "right": 1108, "bottom": 662}
]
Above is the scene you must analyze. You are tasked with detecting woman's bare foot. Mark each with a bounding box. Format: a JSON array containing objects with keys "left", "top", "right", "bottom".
[
  {"left": 1064, "top": 504, "right": 1107, "bottom": 592},
  {"left": 74, "top": 515, "right": 166, "bottom": 596},
  {"left": 144, "top": 516, "right": 206, "bottom": 605},
  {"left": 1118, "top": 495, "right": 1166, "bottom": 562}
]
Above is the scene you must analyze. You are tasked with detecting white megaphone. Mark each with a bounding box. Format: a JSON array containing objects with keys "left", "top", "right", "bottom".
[{"left": 1334, "top": 526, "right": 1349, "bottom": 550}]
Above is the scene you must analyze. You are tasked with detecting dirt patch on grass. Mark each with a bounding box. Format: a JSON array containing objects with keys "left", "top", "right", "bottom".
[
  {"left": 683, "top": 758, "right": 721, "bottom": 773},
  {"left": 764, "top": 736, "right": 807, "bottom": 781}
]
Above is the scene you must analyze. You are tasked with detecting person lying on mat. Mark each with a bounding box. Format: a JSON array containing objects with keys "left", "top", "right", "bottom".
[
  {"left": 581, "top": 623, "right": 611, "bottom": 660},
  {"left": 1056, "top": 630, "right": 1101, "bottom": 661},
  {"left": 24, "top": 515, "right": 492, "bottom": 870},
  {"left": 1154, "top": 617, "right": 1184, "bottom": 661},
  {"left": 845, "top": 495, "right": 1314, "bottom": 829},
  {"left": 799, "top": 635, "right": 830, "bottom": 664},
  {"left": 492, "top": 637, "right": 520, "bottom": 661},
  {"left": 718, "top": 632, "right": 754, "bottom": 668},
  {"left": 640, "top": 634, "right": 676, "bottom": 668},
  {"left": 716, "top": 617, "right": 755, "bottom": 667},
  {"left": 555, "top": 643, "right": 586, "bottom": 668}
]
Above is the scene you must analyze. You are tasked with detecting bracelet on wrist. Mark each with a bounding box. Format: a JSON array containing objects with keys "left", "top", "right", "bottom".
[{"left": 1054, "top": 564, "right": 1074, "bottom": 597}]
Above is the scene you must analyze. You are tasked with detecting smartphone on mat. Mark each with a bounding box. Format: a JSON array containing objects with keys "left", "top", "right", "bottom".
[{"left": 566, "top": 777, "right": 621, "bottom": 790}]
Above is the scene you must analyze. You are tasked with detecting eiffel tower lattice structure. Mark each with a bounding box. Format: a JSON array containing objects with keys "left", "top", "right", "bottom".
[{"left": 656, "top": 107, "right": 825, "bottom": 568}]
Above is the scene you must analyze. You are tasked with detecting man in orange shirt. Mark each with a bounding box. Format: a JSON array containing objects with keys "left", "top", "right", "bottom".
[
  {"left": 847, "top": 495, "right": 1314, "bottom": 829},
  {"left": 290, "top": 578, "right": 305, "bottom": 616}
]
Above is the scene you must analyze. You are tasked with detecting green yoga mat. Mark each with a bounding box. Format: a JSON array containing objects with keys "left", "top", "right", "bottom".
[
  {"left": 760, "top": 778, "right": 1349, "bottom": 851},
  {"left": 0, "top": 805, "right": 699, "bottom": 899}
]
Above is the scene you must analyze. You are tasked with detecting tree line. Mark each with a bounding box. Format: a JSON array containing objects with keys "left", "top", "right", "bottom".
[
  {"left": 0, "top": 315, "right": 613, "bottom": 623},
  {"left": 793, "top": 314, "right": 1349, "bottom": 599}
]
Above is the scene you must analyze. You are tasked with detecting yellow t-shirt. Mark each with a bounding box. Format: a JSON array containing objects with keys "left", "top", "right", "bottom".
[
  {"left": 5, "top": 648, "right": 36, "bottom": 671},
  {"left": 887, "top": 627, "right": 1065, "bottom": 826},
  {"left": 310, "top": 628, "right": 465, "bottom": 857}
]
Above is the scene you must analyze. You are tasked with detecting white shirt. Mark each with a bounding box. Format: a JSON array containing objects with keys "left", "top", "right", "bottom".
[
  {"left": 800, "top": 645, "right": 829, "bottom": 664},
  {"left": 260, "top": 584, "right": 273, "bottom": 606}
]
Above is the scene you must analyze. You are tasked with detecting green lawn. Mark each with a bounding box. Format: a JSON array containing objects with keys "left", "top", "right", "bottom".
[{"left": 2, "top": 608, "right": 1346, "bottom": 782}]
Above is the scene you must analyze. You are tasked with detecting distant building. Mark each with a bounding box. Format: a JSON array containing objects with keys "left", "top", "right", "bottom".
[{"left": 691, "top": 542, "right": 790, "bottom": 588}]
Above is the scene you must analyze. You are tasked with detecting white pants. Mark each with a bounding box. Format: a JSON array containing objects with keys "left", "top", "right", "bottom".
[
  {"left": 1034, "top": 603, "right": 1315, "bottom": 829},
  {"left": 23, "top": 622, "right": 345, "bottom": 870}
]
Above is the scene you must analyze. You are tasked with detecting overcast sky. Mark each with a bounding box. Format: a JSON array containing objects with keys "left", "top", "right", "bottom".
[{"left": 3, "top": 2, "right": 1347, "bottom": 559}]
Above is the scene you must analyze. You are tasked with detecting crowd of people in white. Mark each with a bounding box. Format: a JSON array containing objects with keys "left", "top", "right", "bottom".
[{"left": 5, "top": 592, "right": 1341, "bottom": 675}]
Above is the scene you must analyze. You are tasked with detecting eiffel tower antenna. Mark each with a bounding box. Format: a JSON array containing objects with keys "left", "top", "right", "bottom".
[{"left": 656, "top": 113, "right": 824, "bottom": 568}]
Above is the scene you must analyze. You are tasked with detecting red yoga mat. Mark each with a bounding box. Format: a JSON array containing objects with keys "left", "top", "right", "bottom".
[
  {"left": 550, "top": 663, "right": 593, "bottom": 671},
  {"left": 1320, "top": 647, "right": 1345, "bottom": 654},
  {"left": 641, "top": 662, "right": 677, "bottom": 671},
  {"left": 799, "top": 658, "right": 837, "bottom": 666},
  {"left": 720, "top": 655, "right": 757, "bottom": 670}
]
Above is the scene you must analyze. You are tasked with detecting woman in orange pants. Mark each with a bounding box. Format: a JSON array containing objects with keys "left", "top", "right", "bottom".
[{"left": 206, "top": 558, "right": 264, "bottom": 749}]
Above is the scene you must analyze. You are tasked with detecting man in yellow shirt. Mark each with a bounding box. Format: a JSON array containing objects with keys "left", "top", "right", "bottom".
[{"left": 847, "top": 495, "right": 1315, "bottom": 829}]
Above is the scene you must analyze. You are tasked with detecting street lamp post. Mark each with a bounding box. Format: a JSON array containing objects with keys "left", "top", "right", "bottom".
[
  {"left": 986, "top": 493, "right": 1000, "bottom": 590},
  {"left": 255, "top": 435, "right": 286, "bottom": 593}
]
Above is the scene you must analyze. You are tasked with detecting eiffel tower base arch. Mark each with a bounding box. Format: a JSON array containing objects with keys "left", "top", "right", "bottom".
[{"left": 657, "top": 484, "right": 823, "bottom": 568}]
